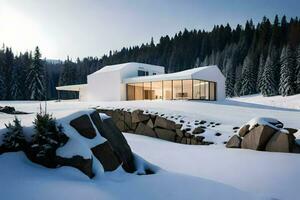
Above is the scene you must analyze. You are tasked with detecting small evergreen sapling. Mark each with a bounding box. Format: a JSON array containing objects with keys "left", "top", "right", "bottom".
[
  {"left": 31, "top": 112, "right": 68, "bottom": 164},
  {"left": 3, "top": 117, "right": 25, "bottom": 150}
]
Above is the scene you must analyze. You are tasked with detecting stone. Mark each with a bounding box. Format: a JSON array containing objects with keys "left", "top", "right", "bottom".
[
  {"left": 90, "top": 111, "right": 136, "bottom": 173},
  {"left": 154, "top": 128, "right": 176, "bottom": 142},
  {"left": 285, "top": 128, "right": 298, "bottom": 135},
  {"left": 241, "top": 125, "right": 276, "bottom": 150},
  {"left": 191, "top": 138, "right": 197, "bottom": 145},
  {"left": 176, "top": 129, "right": 184, "bottom": 137},
  {"left": 238, "top": 124, "right": 250, "bottom": 137},
  {"left": 55, "top": 155, "right": 94, "bottom": 178},
  {"left": 175, "top": 123, "right": 183, "bottom": 129},
  {"left": 124, "top": 111, "right": 132, "bottom": 131},
  {"left": 292, "top": 143, "right": 300, "bottom": 153},
  {"left": 131, "top": 110, "right": 150, "bottom": 123},
  {"left": 265, "top": 132, "right": 295, "bottom": 153},
  {"left": 146, "top": 119, "right": 154, "bottom": 129},
  {"left": 70, "top": 114, "right": 97, "bottom": 139},
  {"left": 192, "top": 126, "right": 205, "bottom": 134},
  {"left": 196, "top": 135, "right": 205, "bottom": 142},
  {"left": 154, "top": 116, "right": 176, "bottom": 130},
  {"left": 181, "top": 137, "right": 187, "bottom": 144},
  {"left": 226, "top": 135, "right": 242, "bottom": 148},
  {"left": 0, "top": 106, "right": 15, "bottom": 114},
  {"left": 135, "top": 123, "right": 157, "bottom": 138},
  {"left": 215, "top": 132, "right": 222, "bottom": 136},
  {"left": 176, "top": 136, "right": 182, "bottom": 143},
  {"left": 91, "top": 142, "right": 121, "bottom": 171},
  {"left": 186, "top": 138, "right": 191, "bottom": 144},
  {"left": 111, "top": 110, "right": 125, "bottom": 131}
]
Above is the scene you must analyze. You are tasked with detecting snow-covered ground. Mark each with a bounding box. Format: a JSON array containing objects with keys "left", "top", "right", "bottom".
[
  {"left": 0, "top": 94, "right": 299, "bottom": 200},
  {"left": 230, "top": 93, "right": 300, "bottom": 110}
]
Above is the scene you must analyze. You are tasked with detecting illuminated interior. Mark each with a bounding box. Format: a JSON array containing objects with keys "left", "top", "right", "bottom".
[{"left": 126, "top": 79, "right": 216, "bottom": 101}]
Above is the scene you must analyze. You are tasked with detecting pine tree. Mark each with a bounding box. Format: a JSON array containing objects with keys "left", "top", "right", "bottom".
[
  {"left": 295, "top": 45, "right": 300, "bottom": 93},
  {"left": 257, "top": 54, "right": 266, "bottom": 92},
  {"left": 26, "top": 47, "right": 45, "bottom": 100},
  {"left": 279, "top": 45, "right": 295, "bottom": 96},
  {"left": 261, "top": 47, "right": 279, "bottom": 96},
  {"left": 10, "top": 64, "right": 22, "bottom": 100},
  {"left": 240, "top": 53, "right": 256, "bottom": 95},
  {"left": 0, "top": 73, "right": 5, "bottom": 100},
  {"left": 225, "top": 62, "right": 235, "bottom": 97}
]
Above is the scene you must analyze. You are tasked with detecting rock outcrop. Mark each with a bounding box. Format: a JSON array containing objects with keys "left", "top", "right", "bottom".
[
  {"left": 96, "top": 108, "right": 214, "bottom": 145},
  {"left": 227, "top": 117, "right": 299, "bottom": 154}
]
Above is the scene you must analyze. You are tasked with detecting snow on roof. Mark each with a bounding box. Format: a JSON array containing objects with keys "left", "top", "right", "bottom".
[
  {"left": 123, "top": 65, "right": 221, "bottom": 83},
  {"left": 91, "top": 62, "right": 165, "bottom": 74},
  {"left": 56, "top": 84, "right": 87, "bottom": 91}
]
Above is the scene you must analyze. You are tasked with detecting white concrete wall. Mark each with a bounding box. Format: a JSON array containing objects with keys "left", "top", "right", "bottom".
[
  {"left": 87, "top": 70, "right": 122, "bottom": 101},
  {"left": 87, "top": 63, "right": 165, "bottom": 101}
]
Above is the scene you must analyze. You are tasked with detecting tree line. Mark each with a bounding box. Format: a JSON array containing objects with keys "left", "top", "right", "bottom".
[{"left": 0, "top": 15, "right": 300, "bottom": 100}]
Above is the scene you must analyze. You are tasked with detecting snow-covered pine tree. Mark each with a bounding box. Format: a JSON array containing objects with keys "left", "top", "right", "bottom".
[
  {"left": 3, "top": 117, "right": 25, "bottom": 150},
  {"left": 260, "top": 47, "right": 279, "bottom": 96},
  {"left": 0, "top": 73, "right": 5, "bottom": 100},
  {"left": 194, "top": 57, "right": 200, "bottom": 68},
  {"left": 257, "top": 54, "right": 265, "bottom": 92},
  {"left": 10, "top": 64, "right": 22, "bottom": 100},
  {"left": 240, "top": 53, "right": 256, "bottom": 95},
  {"left": 295, "top": 45, "right": 300, "bottom": 93},
  {"left": 279, "top": 45, "right": 295, "bottom": 96},
  {"left": 225, "top": 70, "right": 235, "bottom": 97},
  {"left": 233, "top": 64, "right": 242, "bottom": 96},
  {"left": 26, "top": 47, "right": 45, "bottom": 100}
]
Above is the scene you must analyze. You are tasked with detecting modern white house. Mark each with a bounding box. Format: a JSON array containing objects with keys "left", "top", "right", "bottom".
[{"left": 56, "top": 62, "right": 225, "bottom": 101}]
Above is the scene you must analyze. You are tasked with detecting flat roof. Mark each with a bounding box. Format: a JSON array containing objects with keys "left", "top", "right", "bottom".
[
  {"left": 123, "top": 65, "right": 219, "bottom": 83},
  {"left": 56, "top": 84, "right": 87, "bottom": 91}
]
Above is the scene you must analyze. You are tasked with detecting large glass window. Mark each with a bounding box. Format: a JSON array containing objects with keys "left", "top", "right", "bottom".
[
  {"left": 134, "top": 83, "right": 143, "bottom": 100},
  {"left": 127, "top": 83, "right": 135, "bottom": 100},
  {"left": 173, "top": 80, "right": 182, "bottom": 100},
  {"left": 193, "top": 80, "right": 201, "bottom": 99},
  {"left": 151, "top": 81, "right": 163, "bottom": 99},
  {"left": 209, "top": 82, "right": 216, "bottom": 100},
  {"left": 143, "top": 82, "right": 151, "bottom": 100},
  {"left": 127, "top": 79, "right": 216, "bottom": 101},
  {"left": 182, "top": 80, "right": 193, "bottom": 100},
  {"left": 163, "top": 81, "right": 172, "bottom": 100}
]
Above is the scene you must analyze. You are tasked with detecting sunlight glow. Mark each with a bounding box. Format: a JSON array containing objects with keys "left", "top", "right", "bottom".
[{"left": 0, "top": 4, "right": 55, "bottom": 56}]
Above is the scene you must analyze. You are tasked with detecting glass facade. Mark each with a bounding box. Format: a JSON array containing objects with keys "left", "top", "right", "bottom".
[
  {"left": 126, "top": 79, "right": 216, "bottom": 101},
  {"left": 163, "top": 81, "right": 172, "bottom": 100}
]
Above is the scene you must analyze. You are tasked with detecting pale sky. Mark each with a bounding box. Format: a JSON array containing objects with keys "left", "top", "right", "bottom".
[{"left": 0, "top": 0, "right": 299, "bottom": 60}]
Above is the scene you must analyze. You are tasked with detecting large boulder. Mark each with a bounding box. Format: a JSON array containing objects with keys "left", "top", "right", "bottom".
[
  {"left": 265, "top": 132, "right": 295, "bottom": 153},
  {"left": 91, "top": 141, "right": 121, "bottom": 171},
  {"left": 154, "top": 116, "right": 176, "bottom": 130},
  {"left": 226, "top": 135, "right": 242, "bottom": 148},
  {"left": 238, "top": 124, "right": 250, "bottom": 137},
  {"left": 135, "top": 122, "right": 157, "bottom": 138},
  {"left": 70, "top": 114, "right": 97, "bottom": 139},
  {"left": 154, "top": 128, "right": 176, "bottom": 142},
  {"left": 131, "top": 110, "right": 149, "bottom": 123},
  {"left": 90, "top": 111, "right": 136, "bottom": 173},
  {"left": 241, "top": 125, "right": 276, "bottom": 150},
  {"left": 55, "top": 155, "right": 94, "bottom": 178}
]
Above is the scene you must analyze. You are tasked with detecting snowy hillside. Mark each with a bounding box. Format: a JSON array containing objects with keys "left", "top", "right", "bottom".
[
  {"left": 0, "top": 95, "right": 299, "bottom": 200},
  {"left": 229, "top": 94, "right": 300, "bottom": 110}
]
